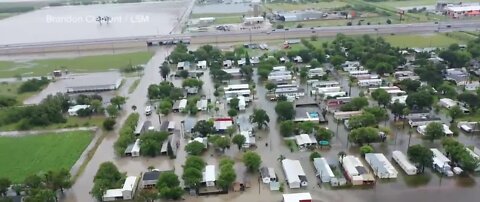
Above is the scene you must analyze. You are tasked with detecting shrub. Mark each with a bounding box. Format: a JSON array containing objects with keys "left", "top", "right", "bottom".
[{"left": 103, "top": 118, "right": 116, "bottom": 131}]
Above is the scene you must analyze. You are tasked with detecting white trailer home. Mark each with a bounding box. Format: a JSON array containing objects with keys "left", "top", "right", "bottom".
[
  {"left": 260, "top": 167, "right": 277, "bottom": 184},
  {"left": 368, "top": 86, "right": 400, "bottom": 92},
  {"left": 282, "top": 159, "right": 308, "bottom": 189},
  {"left": 316, "top": 86, "right": 341, "bottom": 94},
  {"left": 103, "top": 176, "right": 137, "bottom": 201},
  {"left": 358, "top": 79, "right": 382, "bottom": 87},
  {"left": 224, "top": 84, "right": 249, "bottom": 91},
  {"left": 466, "top": 147, "right": 480, "bottom": 172},
  {"left": 439, "top": 98, "right": 458, "bottom": 109},
  {"left": 408, "top": 116, "right": 442, "bottom": 127},
  {"left": 340, "top": 155, "right": 375, "bottom": 185},
  {"left": 308, "top": 68, "right": 325, "bottom": 78},
  {"left": 392, "top": 151, "right": 417, "bottom": 175},
  {"left": 203, "top": 165, "right": 216, "bottom": 187},
  {"left": 313, "top": 158, "right": 335, "bottom": 183},
  {"left": 311, "top": 81, "right": 340, "bottom": 88},
  {"left": 124, "top": 139, "right": 141, "bottom": 157},
  {"left": 323, "top": 91, "right": 347, "bottom": 99},
  {"left": 178, "top": 99, "right": 187, "bottom": 111},
  {"left": 417, "top": 123, "right": 453, "bottom": 136},
  {"left": 365, "top": 153, "right": 398, "bottom": 179},
  {"left": 238, "top": 96, "right": 246, "bottom": 111},
  {"left": 196, "top": 60, "right": 207, "bottom": 69},
  {"left": 431, "top": 148, "right": 454, "bottom": 177},
  {"left": 333, "top": 111, "right": 362, "bottom": 120},
  {"left": 348, "top": 70, "right": 369, "bottom": 76}
]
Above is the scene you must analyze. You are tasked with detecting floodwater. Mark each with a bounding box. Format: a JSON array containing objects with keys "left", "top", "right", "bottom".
[
  {"left": 0, "top": 1, "right": 188, "bottom": 45},
  {"left": 192, "top": 3, "right": 252, "bottom": 14}
]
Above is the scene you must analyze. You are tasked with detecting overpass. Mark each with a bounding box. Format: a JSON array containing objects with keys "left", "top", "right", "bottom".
[{"left": 1, "top": 20, "right": 480, "bottom": 54}]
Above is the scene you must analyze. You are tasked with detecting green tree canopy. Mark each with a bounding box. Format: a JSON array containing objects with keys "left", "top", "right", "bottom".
[
  {"left": 407, "top": 144, "right": 433, "bottom": 173},
  {"left": 243, "top": 151, "right": 262, "bottom": 172}
]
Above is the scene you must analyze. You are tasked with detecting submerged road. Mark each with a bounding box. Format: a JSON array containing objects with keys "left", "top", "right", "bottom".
[{"left": 1, "top": 20, "right": 480, "bottom": 54}]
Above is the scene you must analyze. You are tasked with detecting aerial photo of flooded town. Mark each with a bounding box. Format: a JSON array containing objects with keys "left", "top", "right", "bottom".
[{"left": 1, "top": 0, "right": 480, "bottom": 201}]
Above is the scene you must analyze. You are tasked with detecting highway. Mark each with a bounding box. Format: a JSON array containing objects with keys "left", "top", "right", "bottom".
[{"left": 1, "top": 20, "right": 480, "bottom": 54}]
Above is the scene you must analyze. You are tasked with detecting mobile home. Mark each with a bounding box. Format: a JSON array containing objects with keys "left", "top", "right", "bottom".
[
  {"left": 282, "top": 159, "right": 308, "bottom": 189},
  {"left": 260, "top": 167, "right": 277, "bottom": 184},
  {"left": 431, "top": 148, "right": 453, "bottom": 177},
  {"left": 408, "top": 116, "right": 442, "bottom": 127},
  {"left": 349, "top": 70, "right": 369, "bottom": 76},
  {"left": 323, "top": 91, "right": 347, "bottom": 99},
  {"left": 358, "top": 79, "right": 382, "bottom": 87},
  {"left": 311, "top": 81, "right": 340, "bottom": 88},
  {"left": 339, "top": 155, "right": 375, "bottom": 185},
  {"left": 313, "top": 158, "right": 335, "bottom": 183},
  {"left": 203, "top": 165, "right": 216, "bottom": 187},
  {"left": 365, "top": 153, "right": 398, "bottom": 179},
  {"left": 439, "top": 98, "right": 458, "bottom": 109},
  {"left": 178, "top": 99, "right": 187, "bottom": 111},
  {"left": 417, "top": 123, "right": 453, "bottom": 136},
  {"left": 238, "top": 96, "right": 246, "bottom": 111},
  {"left": 316, "top": 86, "right": 341, "bottom": 94},
  {"left": 392, "top": 150, "right": 417, "bottom": 175},
  {"left": 333, "top": 111, "right": 362, "bottom": 120}
]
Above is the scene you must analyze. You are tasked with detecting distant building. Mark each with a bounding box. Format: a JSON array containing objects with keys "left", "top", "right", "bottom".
[
  {"left": 65, "top": 72, "right": 122, "bottom": 93},
  {"left": 243, "top": 16, "right": 264, "bottom": 25},
  {"left": 446, "top": 4, "right": 480, "bottom": 18}
]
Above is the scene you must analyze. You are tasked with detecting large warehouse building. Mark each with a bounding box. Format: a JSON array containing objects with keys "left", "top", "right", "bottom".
[{"left": 65, "top": 72, "right": 122, "bottom": 93}]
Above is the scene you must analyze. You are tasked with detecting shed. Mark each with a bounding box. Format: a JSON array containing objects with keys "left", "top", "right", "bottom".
[
  {"left": 197, "top": 60, "right": 207, "bottom": 69},
  {"left": 281, "top": 159, "right": 307, "bottom": 189},
  {"left": 203, "top": 165, "right": 216, "bottom": 187},
  {"left": 313, "top": 158, "right": 335, "bottom": 183}
]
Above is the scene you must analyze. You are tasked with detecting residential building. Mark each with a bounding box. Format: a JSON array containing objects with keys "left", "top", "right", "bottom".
[
  {"left": 408, "top": 116, "right": 442, "bottom": 127},
  {"left": 141, "top": 170, "right": 162, "bottom": 189},
  {"left": 295, "top": 134, "right": 317, "bottom": 148},
  {"left": 417, "top": 123, "right": 453, "bottom": 136},
  {"left": 364, "top": 153, "right": 398, "bottom": 179},
  {"left": 308, "top": 68, "right": 325, "bottom": 78},
  {"left": 260, "top": 167, "right": 277, "bottom": 184},
  {"left": 203, "top": 165, "right": 216, "bottom": 187},
  {"left": 281, "top": 159, "right": 308, "bottom": 189},
  {"left": 103, "top": 176, "right": 137, "bottom": 201},
  {"left": 177, "top": 61, "right": 191, "bottom": 70},
  {"left": 124, "top": 139, "right": 140, "bottom": 157},
  {"left": 392, "top": 151, "right": 417, "bottom": 175},
  {"left": 313, "top": 158, "right": 335, "bottom": 183},
  {"left": 431, "top": 148, "right": 454, "bottom": 177},
  {"left": 214, "top": 117, "right": 233, "bottom": 133},
  {"left": 339, "top": 155, "right": 375, "bottom": 185},
  {"left": 196, "top": 60, "right": 207, "bottom": 69}
]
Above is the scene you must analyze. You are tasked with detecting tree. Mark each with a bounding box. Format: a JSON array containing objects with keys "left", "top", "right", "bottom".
[
  {"left": 437, "top": 83, "right": 457, "bottom": 99},
  {"left": 348, "top": 127, "right": 379, "bottom": 145},
  {"left": 359, "top": 145, "right": 374, "bottom": 156},
  {"left": 448, "top": 105, "right": 464, "bottom": 123},
  {"left": 243, "top": 151, "right": 262, "bottom": 172},
  {"left": 0, "top": 178, "right": 11, "bottom": 197},
  {"left": 182, "top": 156, "right": 205, "bottom": 188},
  {"left": 90, "top": 99, "right": 104, "bottom": 114},
  {"left": 91, "top": 162, "right": 124, "bottom": 201},
  {"left": 407, "top": 144, "right": 433, "bottom": 173},
  {"left": 110, "top": 96, "right": 126, "bottom": 109},
  {"left": 458, "top": 92, "right": 480, "bottom": 112},
  {"left": 309, "top": 152, "right": 322, "bottom": 161},
  {"left": 106, "top": 104, "right": 119, "bottom": 117},
  {"left": 24, "top": 174, "right": 42, "bottom": 189},
  {"left": 399, "top": 79, "right": 421, "bottom": 92},
  {"left": 390, "top": 101, "right": 407, "bottom": 120},
  {"left": 182, "top": 78, "right": 203, "bottom": 89},
  {"left": 228, "top": 109, "right": 238, "bottom": 118},
  {"left": 347, "top": 112, "right": 377, "bottom": 130},
  {"left": 330, "top": 55, "right": 346, "bottom": 67},
  {"left": 363, "top": 107, "right": 388, "bottom": 123},
  {"left": 406, "top": 91, "right": 434, "bottom": 109},
  {"left": 265, "top": 82, "right": 277, "bottom": 91},
  {"left": 160, "top": 62, "right": 170, "bottom": 80},
  {"left": 232, "top": 134, "right": 246, "bottom": 150},
  {"left": 217, "top": 158, "right": 236, "bottom": 190},
  {"left": 275, "top": 101, "right": 295, "bottom": 120},
  {"left": 136, "top": 189, "right": 159, "bottom": 202},
  {"left": 249, "top": 109, "right": 270, "bottom": 129},
  {"left": 158, "top": 100, "right": 173, "bottom": 115},
  {"left": 315, "top": 127, "right": 333, "bottom": 141},
  {"left": 0, "top": 95, "right": 17, "bottom": 107},
  {"left": 192, "top": 120, "right": 215, "bottom": 137},
  {"left": 46, "top": 168, "right": 72, "bottom": 193},
  {"left": 157, "top": 172, "right": 183, "bottom": 200},
  {"left": 340, "top": 97, "right": 369, "bottom": 111},
  {"left": 214, "top": 136, "right": 231, "bottom": 152},
  {"left": 140, "top": 131, "right": 169, "bottom": 157},
  {"left": 279, "top": 120, "right": 296, "bottom": 137},
  {"left": 103, "top": 118, "right": 116, "bottom": 131},
  {"left": 229, "top": 98, "right": 239, "bottom": 109},
  {"left": 371, "top": 89, "right": 391, "bottom": 107},
  {"left": 424, "top": 122, "right": 444, "bottom": 142},
  {"left": 24, "top": 189, "right": 56, "bottom": 202}
]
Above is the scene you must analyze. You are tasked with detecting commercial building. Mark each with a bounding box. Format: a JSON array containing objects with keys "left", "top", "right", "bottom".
[
  {"left": 313, "top": 157, "right": 335, "bottom": 183},
  {"left": 281, "top": 159, "right": 308, "bottom": 189},
  {"left": 446, "top": 4, "right": 480, "bottom": 18},
  {"left": 364, "top": 153, "right": 398, "bottom": 179},
  {"left": 103, "top": 176, "right": 137, "bottom": 201},
  {"left": 392, "top": 151, "right": 417, "bottom": 175},
  {"left": 65, "top": 72, "right": 122, "bottom": 93}
]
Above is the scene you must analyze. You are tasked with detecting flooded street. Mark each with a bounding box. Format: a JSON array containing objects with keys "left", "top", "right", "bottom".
[{"left": 0, "top": 1, "right": 189, "bottom": 45}]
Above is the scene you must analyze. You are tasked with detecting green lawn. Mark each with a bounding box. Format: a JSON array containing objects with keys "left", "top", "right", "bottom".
[
  {"left": 0, "top": 115, "right": 106, "bottom": 131},
  {"left": 264, "top": 1, "right": 347, "bottom": 11},
  {"left": 0, "top": 81, "right": 37, "bottom": 103},
  {"left": 377, "top": 0, "right": 478, "bottom": 9},
  {"left": 383, "top": 33, "right": 467, "bottom": 48},
  {"left": 0, "top": 51, "right": 154, "bottom": 78},
  {"left": 0, "top": 131, "right": 94, "bottom": 182},
  {"left": 279, "top": 16, "right": 398, "bottom": 28},
  {"left": 215, "top": 16, "right": 243, "bottom": 24}
]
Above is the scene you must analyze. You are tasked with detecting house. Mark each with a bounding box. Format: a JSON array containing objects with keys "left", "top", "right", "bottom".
[
  {"left": 68, "top": 105, "right": 90, "bottom": 116},
  {"left": 196, "top": 60, "right": 207, "bottom": 69},
  {"left": 281, "top": 159, "right": 308, "bottom": 189},
  {"left": 202, "top": 165, "right": 216, "bottom": 187},
  {"left": 103, "top": 176, "right": 137, "bottom": 201},
  {"left": 282, "top": 193, "right": 312, "bottom": 202},
  {"left": 308, "top": 68, "right": 325, "bottom": 78},
  {"left": 339, "top": 155, "right": 375, "bottom": 185},
  {"left": 214, "top": 117, "right": 233, "bottom": 133},
  {"left": 196, "top": 99, "right": 208, "bottom": 111},
  {"left": 364, "top": 153, "right": 398, "bottom": 179},
  {"left": 313, "top": 158, "right": 335, "bottom": 183},
  {"left": 141, "top": 170, "right": 161, "bottom": 189},
  {"left": 431, "top": 148, "right": 454, "bottom": 177},
  {"left": 223, "top": 60, "right": 233, "bottom": 68},
  {"left": 392, "top": 151, "right": 417, "bottom": 175},
  {"left": 260, "top": 167, "right": 277, "bottom": 184},
  {"left": 124, "top": 139, "right": 141, "bottom": 157},
  {"left": 295, "top": 134, "right": 317, "bottom": 148},
  {"left": 293, "top": 56, "right": 302, "bottom": 63},
  {"left": 177, "top": 61, "right": 191, "bottom": 70}
]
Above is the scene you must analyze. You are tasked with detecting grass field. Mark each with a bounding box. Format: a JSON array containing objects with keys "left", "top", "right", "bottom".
[
  {"left": 0, "top": 115, "right": 106, "bottom": 131},
  {"left": 0, "top": 81, "right": 37, "bottom": 103},
  {"left": 279, "top": 16, "right": 397, "bottom": 28},
  {"left": 377, "top": 0, "right": 478, "bottom": 9},
  {"left": 264, "top": 1, "right": 347, "bottom": 11},
  {"left": 383, "top": 33, "right": 467, "bottom": 48},
  {"left": 215, "top": 16, "right": 243, "bottom": 24},
  {"left": 128, "top": 79, "right": 140, "bottom": 94},
  {"left": 0, "top": 131, "right": 94, "bottom": 182},
  {"left": 0, "top": 51, "right": 154, "bottom": 78}
]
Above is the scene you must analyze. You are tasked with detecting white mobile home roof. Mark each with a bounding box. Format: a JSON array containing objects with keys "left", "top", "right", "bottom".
[
  {"left": 392, "top": 150, "right": 417, "bottom": 175},
  {"left": 122, "top": 176, "right": 137, "bottom": 191},
  {"left": 103, "top": 189, "right": 123, "bottom": 199},
  {"left": 281, "top": 159, "right": 306, "bottom": 188},
  {"left": 131, "top": 139, "right": 141, "bottom": 154},
  {"left": 365, "top": 153, "right": 398, "bottom": 179},
  {"left": 295, "top": 134, "right": 315, "bottom": 146},
  {"left": 311, "top": 81, "right": 339, "bottom": 88},
  {"left": 341, "top": 155, "right": 361, "bottom": 177},
  {"left": 431, "top": 148, "right": 451, "bottom": 164},
  {"left": 282, "top": 193, "right": 312, "bottom": 202},
  {"left": 224, "top": 84, "right": 249, "bottom": 91},
  {"left": 439, "top": 98, "right": 458, "bottom": 108},
  {"left": 203, "top": 165, "right": 216, "bottom": 182},
  {"left": 179, "top": 99, "right": 187, "bottom": 109},
  {"left": 313, "top": 158, "right": 335, "bottom": 182},
  {"left": 466, "top": 147, "right": 479, "bottom": 159}
]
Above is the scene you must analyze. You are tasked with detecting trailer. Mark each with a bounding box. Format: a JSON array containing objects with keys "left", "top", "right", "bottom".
[
  {"left": 323, "top": 91, "right": 347, "bottom": 99},
  {"left": 358, "top": 79, "right": 382, "bottom": 87},
  {"left": 333, "top": 111, "right": 362, "bottom": 120},
  {"left": 365, "top": 153, "right": 398, "bottom": 179},
  {"left": 316, "top": 86, "right": 341, "bottom": 94},
  {"left": 178, "top": 99, "right": 187, "bottom": 111},
  {"left": 349, "top": 70, "right": 369, "bottom": 76},
  {"left": 431, "top": 148, "right": 454, "bottom": 177},
  {"left": 392, "top": 151, "right": 417, "bottom": 175},
  {"left": 408, "top": 116, "right": 441, "bottom": 127}
]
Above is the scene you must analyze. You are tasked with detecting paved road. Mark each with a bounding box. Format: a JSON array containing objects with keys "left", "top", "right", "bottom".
[{"left": 1, "top": 20, "right": 480, "bottom": 54}]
